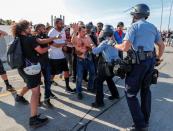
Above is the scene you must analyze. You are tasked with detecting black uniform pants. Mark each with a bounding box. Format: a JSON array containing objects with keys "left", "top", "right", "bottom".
[{"left": 94, "top": 65, "right": 119, "bottom": 104}]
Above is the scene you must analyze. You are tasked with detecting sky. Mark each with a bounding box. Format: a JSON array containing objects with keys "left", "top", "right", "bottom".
[{"left": 0, "top": 0, "right": 173, "bottom": 30}]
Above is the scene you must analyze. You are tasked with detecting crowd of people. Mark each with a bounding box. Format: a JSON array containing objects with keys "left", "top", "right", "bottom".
[
  {"left": 0, "top": 3, "right": 165, "bottom": 131},
  {"left": 0, "top": 19, "right": 125, "bottom": 128},
  {"left": 161, "top": 30, "right": 173, "bottom": 46}
]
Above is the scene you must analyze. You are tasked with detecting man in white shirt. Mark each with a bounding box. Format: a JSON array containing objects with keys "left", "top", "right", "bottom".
[{"left": 48, "top": 18, "right": 75, "bottom": 93}]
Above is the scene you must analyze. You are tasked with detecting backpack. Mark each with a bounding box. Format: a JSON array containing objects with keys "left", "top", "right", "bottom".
[{"left": 7, "top": 37, "right": 24, "bottom": 69}]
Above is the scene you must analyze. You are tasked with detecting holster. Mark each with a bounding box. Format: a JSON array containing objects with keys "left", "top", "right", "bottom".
[{"left": 143, "top": 69, "right": 159, "bottom": 88}]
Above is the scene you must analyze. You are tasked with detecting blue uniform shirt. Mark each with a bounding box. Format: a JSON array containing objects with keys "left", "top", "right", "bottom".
[
  {"left": 92, "top": 40, "right": 119, "bottom": 62},
  {"left": 124, "top": 19, "right": 161, "bottom": 51},
  {"left": 114, "top": 31, "right": 125, "bottom": 44}
]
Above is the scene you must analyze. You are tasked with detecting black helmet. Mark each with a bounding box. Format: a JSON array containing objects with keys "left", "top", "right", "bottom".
[
  {"left": 130, "top": 4, "right": 150, "bottom": 18},
  {"left": 98, "top": 25, "right": 114, "bottom": 42},
  {"left": 86, "top": 22, "right": 93, "bottom": 29},
  {"left": 101, "top": 25, "right": 114, "bottom": 37}
]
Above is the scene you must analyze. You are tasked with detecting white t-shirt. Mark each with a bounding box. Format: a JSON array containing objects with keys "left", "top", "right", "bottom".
[{"left": 48, "top": 28, "right": 66, "bottom": 59}]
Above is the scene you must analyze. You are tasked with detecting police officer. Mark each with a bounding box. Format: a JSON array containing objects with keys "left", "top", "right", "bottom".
[
  {"left": 91, "top": 25, "right": 120, "bottom": 108},
  {"left": 115, "top": 4, "right": 165, "bottom": 131}
]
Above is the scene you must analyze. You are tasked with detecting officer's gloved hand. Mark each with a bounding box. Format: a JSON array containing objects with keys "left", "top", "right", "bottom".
[{"left": 155, "top": 58, "right": 163, "bottom": 66}]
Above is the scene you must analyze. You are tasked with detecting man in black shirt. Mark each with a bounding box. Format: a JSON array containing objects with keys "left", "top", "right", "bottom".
[
  {"left": 12, "top": 20, "right": 58, "bottom": 128},
  {"left": 34, "top": 24, "right": 56, "bottom": 107}
]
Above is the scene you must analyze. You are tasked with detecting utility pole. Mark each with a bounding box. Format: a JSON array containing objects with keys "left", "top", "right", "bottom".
[
  {"left": 168, "top": 0, "right": 173, "bottom": 31},
  {"left": 51, "top": 15, "right": 54, "bottom": 26},
  {"left": 160, "top": 0, "right": 163, "bottom": 32}
]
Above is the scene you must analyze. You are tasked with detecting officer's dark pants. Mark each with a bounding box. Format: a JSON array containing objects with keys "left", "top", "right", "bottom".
[
  {"left": 95, "top": 63, "right": 119, "bottom": 104},
  {"left": 41, "top": 63, "right": 52, "bottom": 99},
  {"left": 125, "top": 58, "right": 155, "bottom": 128}
]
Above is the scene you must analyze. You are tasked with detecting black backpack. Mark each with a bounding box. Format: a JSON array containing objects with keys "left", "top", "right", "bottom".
[{"left": 7, "top": 37, "right": 24, "bottom": 69}]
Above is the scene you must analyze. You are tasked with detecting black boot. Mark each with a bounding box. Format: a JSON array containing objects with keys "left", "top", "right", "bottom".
[
  {"left": 6, "top": 84, "right": 15, "bottom": 92},
  {"left": 15, "top": 94, "right": 29, "bottom": 105},
  {"left": 108, "top": 95, "right": 120, "bottom": 100},
  {"left": 65, "top": 77, "right": 76, "bottom": 93},
  {"left": 44, "top": 99, "right": 54, "bottom": 108},
  {"left": 91, "top": 102, "right": 104, "bottom": 108},
  {"left": 50, "top": 92, "right": 57, "bottom": 99},
  {"left": 29, "top": 115, "right": 49, "bottom": 128},
  {"left": 66, "top": 87, "right": 76, "bottom": 94}
]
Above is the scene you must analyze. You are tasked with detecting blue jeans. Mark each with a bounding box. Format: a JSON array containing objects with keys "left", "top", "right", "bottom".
[
  {"left": 41, "top": 63, "right": 52, "bottom": 99},
  {"left": 76, "top": 57, "right": 95, "bottom": 93},
  {"left": 125, "top": 58, "right": 155, "bottom": 128}
]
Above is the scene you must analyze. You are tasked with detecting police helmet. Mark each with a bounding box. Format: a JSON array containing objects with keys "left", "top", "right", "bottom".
[
  {"left": 98, "top": 25, "right": 114, "bottom": 42},
  {"left": 101, "top": 25, "right": 114, "bottom": 37},
  {"left": 130, "top": 4, "right": 150, "bottom": 18},
  {"left": 86, "top": 22, "right": 93, "bottom": 30}
]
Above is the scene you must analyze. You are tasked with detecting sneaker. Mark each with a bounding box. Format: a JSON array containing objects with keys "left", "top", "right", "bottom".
[
  {"left": 15, "top": 94, "right": 29, "bottom": 105},
  {"left": 65, "top": 87, "right": 76, "bottom": 94},
  {"left": 108, "top": 96, "right": 120, "bottom": 100},
  {"left": 77, "top": 93, "right": 83, "bottom": 100},
  {"left": 51, "top": 81, "right": 58, "bottom": 86},
  {"left": 91, "top": 102, "right": 104, "bottom": 108},
  {"left": 44, "top": 99, "right": 54, "bottom": 108},
  {"left": 50, "top": 92, "right": 57, "bottom": 99},
  {"left": 126, "top": 127, "right": 148, "bottom": 131},
  {"left": 6, "top": 85, "right": 16, "bottom": 92},
  {"left": 29, "top": 115, "right": 49, "bottom": 128}
]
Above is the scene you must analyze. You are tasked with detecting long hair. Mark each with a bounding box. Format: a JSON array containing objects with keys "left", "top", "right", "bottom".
[{"left": 11, "top": 20, "right": 30, "bottom": 37}]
